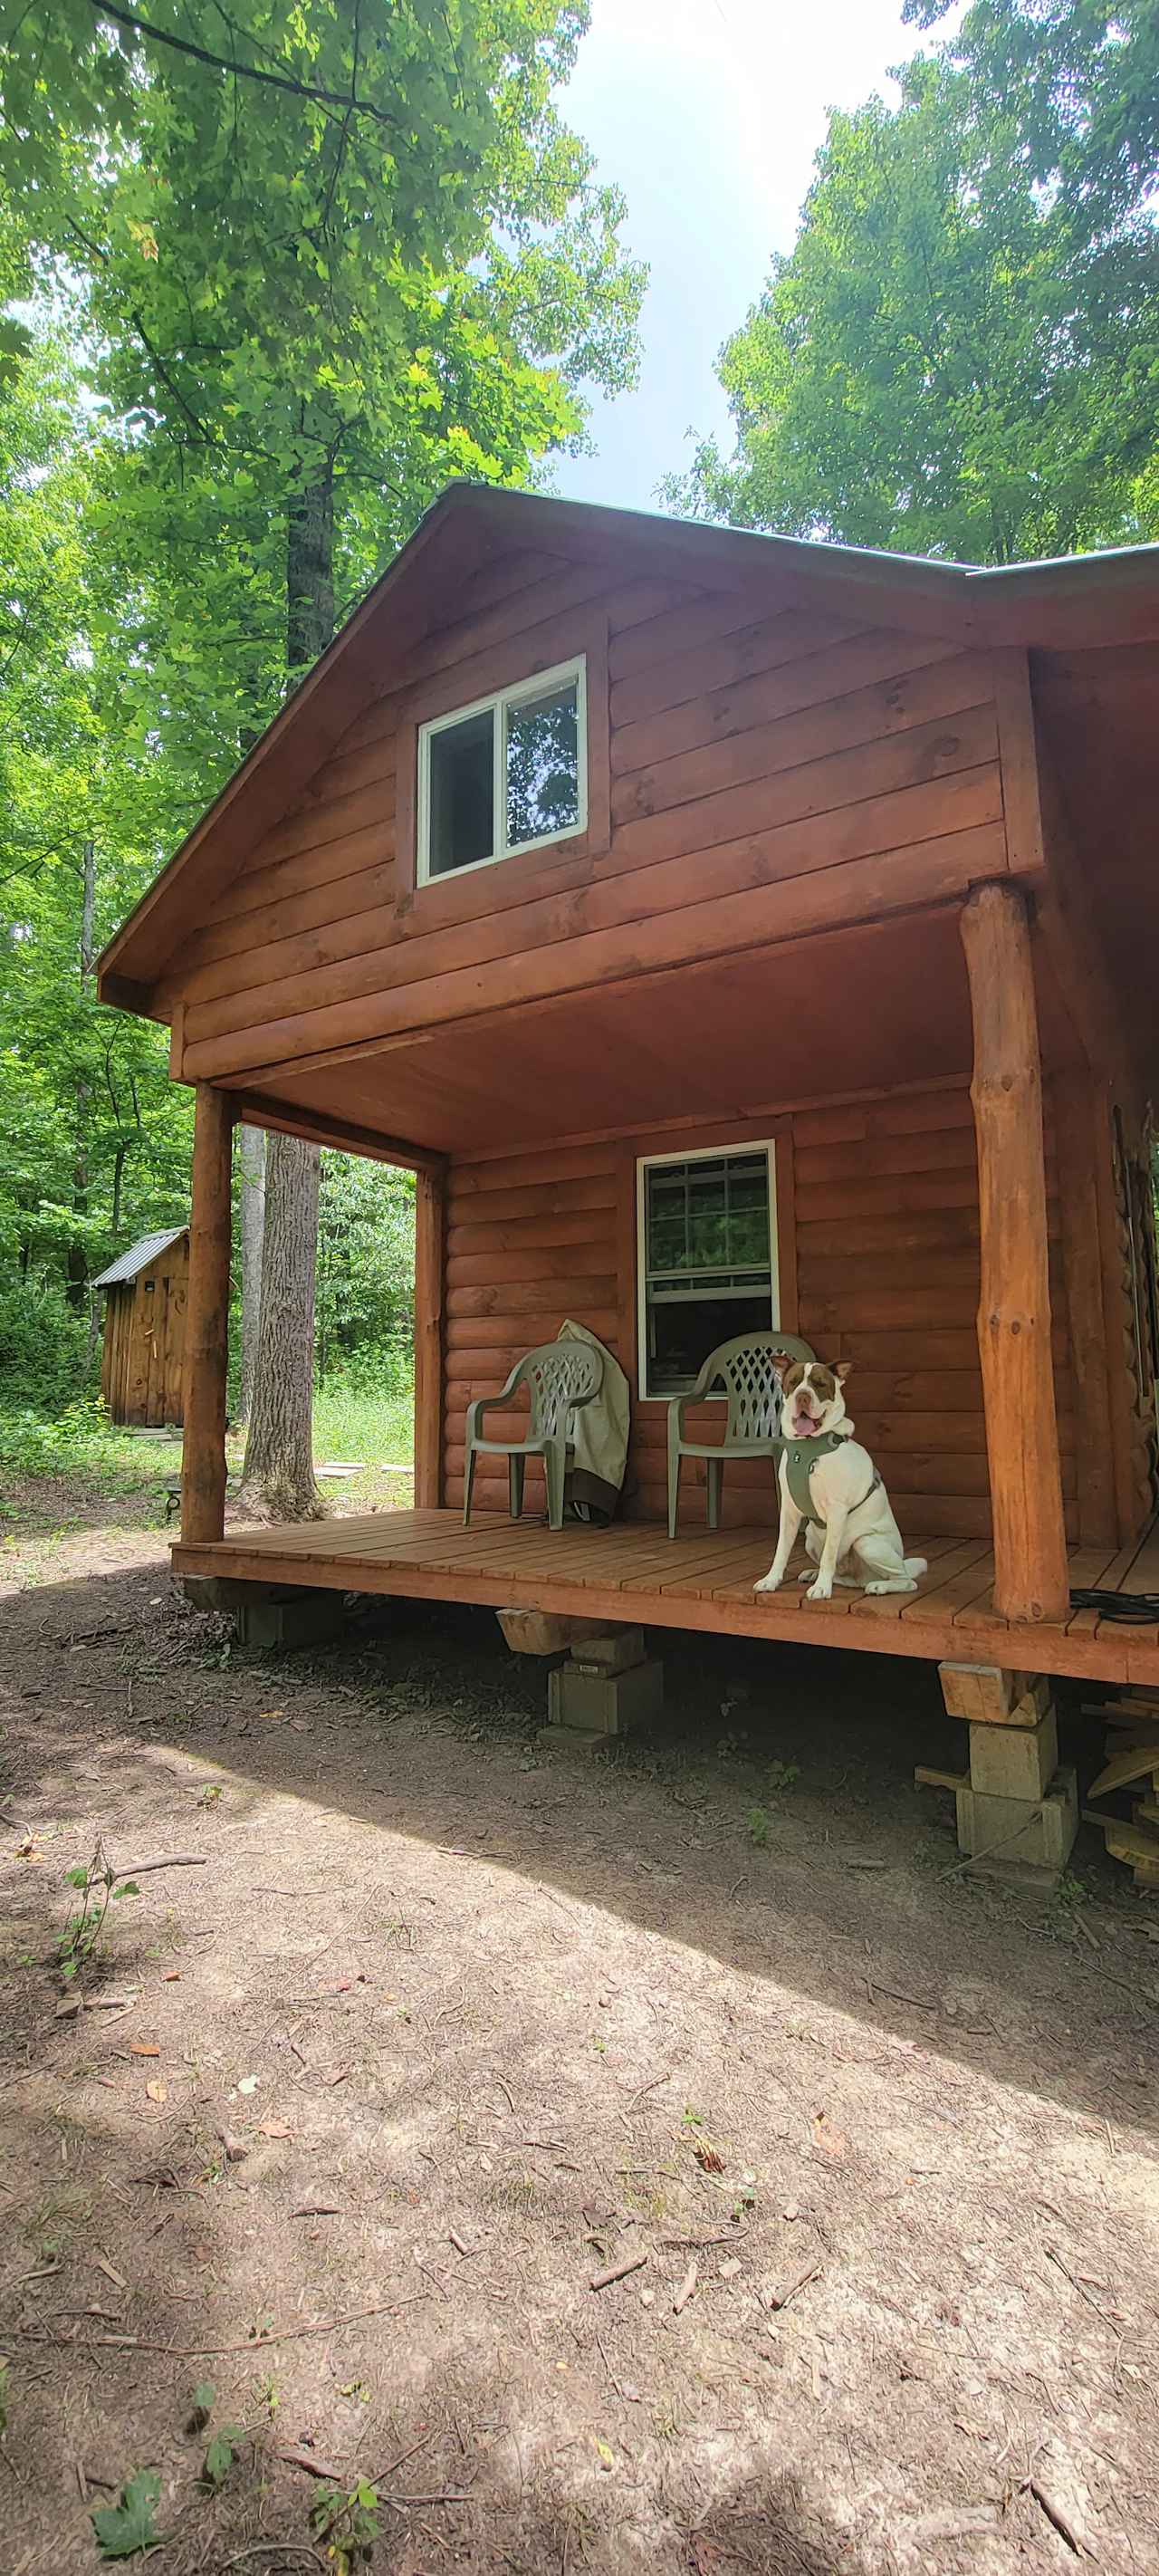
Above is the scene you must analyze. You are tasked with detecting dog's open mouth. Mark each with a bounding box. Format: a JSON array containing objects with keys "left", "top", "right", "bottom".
[{"left": 790, "top": 1406, "right": 819, "bottom": 1437}]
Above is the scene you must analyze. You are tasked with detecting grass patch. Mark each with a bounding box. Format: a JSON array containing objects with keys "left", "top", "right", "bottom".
[{"left": 311, "top": 1379, "right": 413, "bottom": 1471}]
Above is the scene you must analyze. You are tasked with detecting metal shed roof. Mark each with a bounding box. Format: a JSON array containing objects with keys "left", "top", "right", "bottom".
[{"left": 92, "top": 1226, "right": 187, "bottom": 1290}]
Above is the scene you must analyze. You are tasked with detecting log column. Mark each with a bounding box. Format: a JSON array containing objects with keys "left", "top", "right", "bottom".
[
  {"left": 181, "top": 1084, "right": 235, "bottom": 1545},
  {"left": 960, "top": 883, "right": 1069, "bottom": 1621},
  {"left": 413, "top": 1166, "right": 446, "bottom": 1510}
]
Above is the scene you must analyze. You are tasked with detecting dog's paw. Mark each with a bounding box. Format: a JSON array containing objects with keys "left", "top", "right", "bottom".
[
  {"left": 752, "top": 1572, "right": 781, "bottom": 1595},
  {"left": 804, "top": 1578, "right": 832, "bottom": 1603},
  {"left": 863, "top": 1577, "right": 917, "bottom": 1596}
]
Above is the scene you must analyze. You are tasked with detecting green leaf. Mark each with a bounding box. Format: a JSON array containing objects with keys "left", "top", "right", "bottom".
[
  {"left": 203, "top": 2425, "right": 244, "bottom": 2486},
  {"left": 187, "top": 2379, "right": 216, "bottom": 2429},
  {"left": 110, "top": 1881, "right": 139, "bottom": 1900},
  {"left": 91, "top": 2467, "right": 162, "bottom": 2559}
]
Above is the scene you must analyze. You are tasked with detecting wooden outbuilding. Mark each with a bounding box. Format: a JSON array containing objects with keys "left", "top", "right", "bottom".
[
  {"left": 94, "top": 1226, "right": 189, "bottom": 1427},
  {"left": 97, "top": 486, "right": 1159, "bottom": 1698}
]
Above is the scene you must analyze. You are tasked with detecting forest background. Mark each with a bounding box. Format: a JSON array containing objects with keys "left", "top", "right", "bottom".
[{"left": 2, "top": 0, "right": 1156, "bottom": 1501}]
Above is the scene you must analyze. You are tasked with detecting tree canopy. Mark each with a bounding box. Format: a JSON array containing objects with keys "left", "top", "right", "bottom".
[
  {"left": 0, "top": 4, "right": 644, "bottom": 1428},
  {"left": 666, "top": 21, "right": 1159, "bottom": 563}
]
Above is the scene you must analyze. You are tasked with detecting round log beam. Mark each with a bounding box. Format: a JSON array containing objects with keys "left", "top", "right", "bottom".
[{"left": 961, "top": 882, "right": 1069, "bottom": 1623}]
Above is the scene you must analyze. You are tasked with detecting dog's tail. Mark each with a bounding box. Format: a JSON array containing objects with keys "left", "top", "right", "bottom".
[{"left": 903, "top": 1555, "right": 928, "bottom": 1581}]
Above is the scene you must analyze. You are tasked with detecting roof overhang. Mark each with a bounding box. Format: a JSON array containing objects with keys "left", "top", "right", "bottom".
[{"left": 98, "top": 483, "right": 1159, "bottom": 1009}]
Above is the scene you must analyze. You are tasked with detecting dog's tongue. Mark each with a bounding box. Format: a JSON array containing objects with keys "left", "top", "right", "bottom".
[{"left": 791, "top": 1408, "right": 817, "bottom": 1437}]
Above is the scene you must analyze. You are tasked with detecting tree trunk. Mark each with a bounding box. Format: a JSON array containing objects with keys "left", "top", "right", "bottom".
[
  {"left": 236, "top": 1120, "right": 267, "bottom": 1429},
  {"left": 237, "top": 461, "right": 335, "bottom": 1515},
  {"left": 239, "top": 1129, "right": 325, "bottom": 1522}
]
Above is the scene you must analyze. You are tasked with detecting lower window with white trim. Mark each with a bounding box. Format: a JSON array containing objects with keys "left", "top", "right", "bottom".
[{"left": 637, "top": 1142, "right": 780, "bottom": 1399}]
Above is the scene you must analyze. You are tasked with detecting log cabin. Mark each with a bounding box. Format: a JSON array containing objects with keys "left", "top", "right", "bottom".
[{"left": 98, "top": 485, "right": 1159, "bottom": 1745}]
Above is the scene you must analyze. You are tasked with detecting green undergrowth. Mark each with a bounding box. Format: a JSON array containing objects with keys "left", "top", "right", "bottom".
[{"left": 0, "top": 1382, "right": 417, "bottom": 1529}]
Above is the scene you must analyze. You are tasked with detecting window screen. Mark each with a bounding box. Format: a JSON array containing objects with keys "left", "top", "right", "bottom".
[{"left": 640, "top": 1148, "right": 776, "bottom": 1397}]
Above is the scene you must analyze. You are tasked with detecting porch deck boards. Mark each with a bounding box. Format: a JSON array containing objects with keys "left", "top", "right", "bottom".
[{"left": 172, "top": 1508, "right": 1159, "bottom": 1688}]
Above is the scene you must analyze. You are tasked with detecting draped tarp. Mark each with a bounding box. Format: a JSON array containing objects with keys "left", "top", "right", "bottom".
[{"left": 557, "top": 1318, "right": 630, "bottom": 1523}]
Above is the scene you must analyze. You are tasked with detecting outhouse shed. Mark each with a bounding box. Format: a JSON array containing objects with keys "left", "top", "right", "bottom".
[{"left": 94, "top": 1226, "right": 189, "bottom": 1427}]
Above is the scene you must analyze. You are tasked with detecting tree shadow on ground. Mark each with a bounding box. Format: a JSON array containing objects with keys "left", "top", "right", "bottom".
[{"left": 5, "top": 1552, "right": 1149, "bottom": 2152}]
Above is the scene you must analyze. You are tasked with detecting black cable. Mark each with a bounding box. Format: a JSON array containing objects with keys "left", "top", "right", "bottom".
[{"left": 1069, "top": 1589, "right": 1159, "bottom": 1624}]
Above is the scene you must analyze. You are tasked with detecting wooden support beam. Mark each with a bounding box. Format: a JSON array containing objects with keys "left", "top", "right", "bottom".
[
  {"left": 231, "top": 1090, "right": 445, "bottom": 1174},
  {"left": 414, "top": 1167, "right": 446, "bottom": 1509},
  {"left": 960, "top": 883, "right": 1069, "bottom": 1622},
  {"left": 181, "top": 1084, "right": 235, "bottom": 1547}
]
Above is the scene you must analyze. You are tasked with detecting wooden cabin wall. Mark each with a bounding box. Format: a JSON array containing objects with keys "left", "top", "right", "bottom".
[
  {"left": 442, "top": 1082, "right": 1078, "bottom": 1543},
  {"left": 167, "top": 547, "right": 1008, "bottom": 1086},
  {"left": 1096, "top": 1091, "right": 1159, "bottom": 1543}
]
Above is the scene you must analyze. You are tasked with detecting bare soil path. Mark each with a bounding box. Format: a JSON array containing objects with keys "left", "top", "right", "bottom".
[{"left": 2, "top": 1494, "right": 1158, "bottom": 2573}]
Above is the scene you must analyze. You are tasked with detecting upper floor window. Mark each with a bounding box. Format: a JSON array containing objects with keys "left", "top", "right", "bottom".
[{"left": 417, "top": 656, "right": 586, "bottom": 884}]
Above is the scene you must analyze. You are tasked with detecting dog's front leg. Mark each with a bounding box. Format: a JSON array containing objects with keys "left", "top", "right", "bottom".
[
  {"left": 805, "top": 1504, "right": 848, "bottom": 1602},
  {"left": 753, "top": 1490, "right": 801, "bottom": 1595}
]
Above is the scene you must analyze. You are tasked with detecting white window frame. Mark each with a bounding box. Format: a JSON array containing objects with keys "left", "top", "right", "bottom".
[
  {"left": 636, "top": 1139, "right": 781, "bottom": 1402},
  {"left": 417, "top": 653, "right": 588, "bottom": 886}
]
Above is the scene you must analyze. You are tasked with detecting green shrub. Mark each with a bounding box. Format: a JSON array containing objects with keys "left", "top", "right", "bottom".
[{"left": 0, "top": 1276, "right": 95, "bottom": 1413}]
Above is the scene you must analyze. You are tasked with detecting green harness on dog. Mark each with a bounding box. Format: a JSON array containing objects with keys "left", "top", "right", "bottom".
[{"left": 783, "top": 1430, "right": 882, "bottom": 1534}]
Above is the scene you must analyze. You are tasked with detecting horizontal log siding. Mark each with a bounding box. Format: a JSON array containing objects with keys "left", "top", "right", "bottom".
[
  {"left": 442, "top": 1087, "right": 1078, "bottom": 1544},
  {"left": 169, "top": 548, "right": 1008, "bottom": 1077}
]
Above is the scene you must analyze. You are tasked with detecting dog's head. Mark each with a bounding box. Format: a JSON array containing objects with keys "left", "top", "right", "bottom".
[{"left": 774, "top": 1355, "right": 852, "bottom": 1441}]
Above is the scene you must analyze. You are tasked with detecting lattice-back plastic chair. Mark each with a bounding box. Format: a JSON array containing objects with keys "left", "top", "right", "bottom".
[
  {"left": 666, "top": 1331, "right": 816, "bottom": 1539},
  {"left": 464, "top": 1340, "right": 605, "bottom": 1532}
]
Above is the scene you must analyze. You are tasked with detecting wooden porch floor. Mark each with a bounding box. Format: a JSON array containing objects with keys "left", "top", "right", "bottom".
[{"left": 172, "top": 1509, "right": 1159, "bottom": 1687}]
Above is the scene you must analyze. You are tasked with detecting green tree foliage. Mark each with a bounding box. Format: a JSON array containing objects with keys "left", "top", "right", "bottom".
[
  {"left": 0, "top": 5, "right": 643, "bottom": 1431},
  {"left": 666, "top": 34, "right": 1159, "bottom": 563},
  {"left": 0, "top": 329, "right": 196, "bottom": 1347}
]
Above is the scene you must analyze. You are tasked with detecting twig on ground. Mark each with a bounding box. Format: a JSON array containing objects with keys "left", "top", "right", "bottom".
[
  {"left": 660, "top": 2231, "right": 746, "bottom": 2251},
  {"left": 673, "top": 2261, "right": 697, "bottom": 2316},
  {"left": 624, "top": 2071, "right": 670, "bottom": 2111},
  {"left": 590, "top": 2254, "right": 647, "bottom": 2292},
  {"left": 218, "top": 2549, "right": 326, "bottom": 2572},
  {"left": 14, "top": 2294, "right": 427, "bottom": 2356},
  {"left": 278, "top": 2447, "right": 344, "bottom": 2480},
  {"left": 118, "top": 1854, "right": 207, "bottom": 1877},
  {"left": 767, "top": 2264, "right": 821, "bottom": 2312},
  {"left": 1026, "top": 2477, "right": 1085, "bottom": 2556}
]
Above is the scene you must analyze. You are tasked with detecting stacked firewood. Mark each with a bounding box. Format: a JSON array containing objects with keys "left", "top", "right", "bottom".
[{"left": 1082, "top": 1688, "right": 1159, "bottom": 1889}]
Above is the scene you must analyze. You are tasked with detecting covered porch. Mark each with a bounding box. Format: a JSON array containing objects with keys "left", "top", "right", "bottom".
[{"left": 171, "top": 1505, "right": 1159, "bottom": 1689}]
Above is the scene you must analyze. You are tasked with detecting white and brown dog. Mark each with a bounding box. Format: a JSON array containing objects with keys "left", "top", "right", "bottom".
[{"left": 754, "top": 1357, "right": 927, "bottom": 1603}]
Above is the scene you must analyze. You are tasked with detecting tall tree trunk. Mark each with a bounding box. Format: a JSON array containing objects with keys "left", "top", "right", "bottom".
[
  {"left": 68, "top": 841, "right": 98, "bottom": 1307},
  {"left": 240, "top": 1130, "right": 325, "bottom": 1521},
  {"left": 236, "top": 1120, "right": 267, "bottom": 1429},
  {"left": 237, "top": 458, "right": 336, "bottom": 1518}
]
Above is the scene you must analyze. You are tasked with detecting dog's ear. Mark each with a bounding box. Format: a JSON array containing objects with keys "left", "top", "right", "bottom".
[
  {"left": 834, "top": 1360, "right": 853, "bottom": 1386},
  {"left": 771, "top": 1350, "right": 793, "bottom": 1382}
]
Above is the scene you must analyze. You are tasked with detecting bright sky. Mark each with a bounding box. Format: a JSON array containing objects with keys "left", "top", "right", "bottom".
[{"left": 555, "top": 0, "right": 946, "bottom": 511}]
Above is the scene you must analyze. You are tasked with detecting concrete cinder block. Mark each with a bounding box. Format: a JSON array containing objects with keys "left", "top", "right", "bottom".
[
  {"left": 954, "top": 1764, "right": 1078, "bottom": 1871},
  {"left": 548, "top": 1654, "right": 664, "bottom": 1738},
  {"left": 969, "top": 1706, "right": 1058, "bottom": 1802},
  {"left": 234, "top": 1588, "right": 346, "bottom": 1651}
]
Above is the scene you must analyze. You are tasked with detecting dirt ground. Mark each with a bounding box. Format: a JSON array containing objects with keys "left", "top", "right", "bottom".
[{"left": 3, "top": 1485, "right": 1159, "bottom": 2575}]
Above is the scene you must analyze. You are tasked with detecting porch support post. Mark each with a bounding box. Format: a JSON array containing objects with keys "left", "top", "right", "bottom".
[
  {"left": 414, "top": 1166, "right": 446, "bottom": 1509},
  {"left": 960, "top": 883, "right": 1069, "bottom": 1622},
  {"left": 181, "top": 1083, "right": 235, "bottom": 1546}
]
